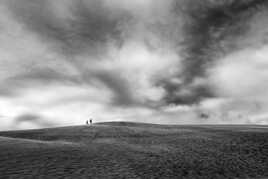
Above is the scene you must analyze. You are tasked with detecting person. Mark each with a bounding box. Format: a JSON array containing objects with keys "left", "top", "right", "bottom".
[
  {"left": 86, "top": 120, "right": 89, "bottom": 125},
  {"left": 90, "top": 119, "right": 92, "bottom": 125}
]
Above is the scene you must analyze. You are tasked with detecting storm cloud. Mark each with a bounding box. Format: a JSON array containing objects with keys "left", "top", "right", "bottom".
[
  {"left": 0, "top": 0, "right": 268, "bottom": 130},
  {"left": 14, "top": 113, "right": 56, "bottom": 128},
  {"left": 160, "top": 0, "right": 268, "bottom": 105}
]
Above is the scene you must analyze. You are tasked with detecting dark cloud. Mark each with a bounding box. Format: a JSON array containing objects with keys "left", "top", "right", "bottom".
[
  {"left": 6, "top": 0, "right": 127, "bottom": 55},
  {"left": 9, "top": 68, "right": 80, "bottom": 84},
  {"left": 0, "top": 0, "right": 268, "bottom": 128},
  {"left": 0, "top": 86, "right": 17, "bottom": 97},
  {"left": 158, "top": 0, "right": 268, "bottom": 105},
  {"left": 1, "top": 0, "right": 140, "bottom": 108},
  {"left": 0, "top": 67, "right": 138, "bottom": 108},
  {"left": 4, "top": 0, "right": 268, "bottom": 107},
  {"left": 14, "top": 113, "right": 56, "bottom": 127},
  {"left": 93, "top": 71, "right": 137, "bottom": 106},
  {"left": 0, "top": 68, "right": 81, "bottom": 97},
  {"left": 160, "top": 81, "right": 215, "bottom": 105}
]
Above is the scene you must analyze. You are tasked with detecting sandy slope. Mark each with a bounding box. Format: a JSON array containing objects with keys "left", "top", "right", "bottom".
[{"left": 0, "top": 122, "right": 267, "bottom": 179}]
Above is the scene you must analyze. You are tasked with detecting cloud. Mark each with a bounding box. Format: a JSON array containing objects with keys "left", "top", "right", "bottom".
[
  {"left": 14, "top": 113, "right": 56, "bottom": 128},
  {"left": 4, "top": 0, "right": 127, "bottom": 56},
  {"left": 0, "top": 0, "right": 268, "bottom": 130},
  {"left": 210, "top": 47, "right": 268, "bottom": 99},
  {"left": 0, "top": 0, "right": 181, "bottom": 107},
  {"left": 207, "top": 45, "right": 268, "bottom": 122},
  {"left": 159, "top": 0, "right": 268, "bottom": 105}
]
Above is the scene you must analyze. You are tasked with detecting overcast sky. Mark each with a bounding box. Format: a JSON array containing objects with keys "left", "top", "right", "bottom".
[{"left": 0, "top": 0, "right": 268, "bottom": 130}]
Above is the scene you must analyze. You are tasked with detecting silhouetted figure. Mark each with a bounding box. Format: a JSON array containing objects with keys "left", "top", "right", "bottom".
[
  {"left": 90, "top": 119, "right": 92, "bottom": 125},
  {"left": 86, "top": 120, "right": 89, "bottom": 125}
]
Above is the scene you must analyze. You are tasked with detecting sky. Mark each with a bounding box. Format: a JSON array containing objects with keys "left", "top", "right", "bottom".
[{"left": 0, "top": 0, "right": 268, "bottom": 130}]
